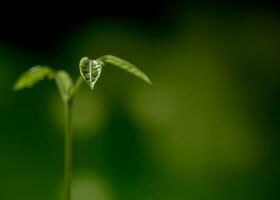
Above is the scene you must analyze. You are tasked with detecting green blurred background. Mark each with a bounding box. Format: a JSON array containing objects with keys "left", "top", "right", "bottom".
[{"left": 1, "top": 2, "right": 280, "bottom": 200}]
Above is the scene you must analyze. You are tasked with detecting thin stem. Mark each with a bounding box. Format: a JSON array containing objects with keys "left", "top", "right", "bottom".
[
  {"left": 64, "top": 100, "right": 73, "bottom": 200},
  {"left": 69, "top": 76, "right": 83, "bottom": 99}
]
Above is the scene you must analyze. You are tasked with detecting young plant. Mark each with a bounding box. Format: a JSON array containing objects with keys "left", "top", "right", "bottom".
[{"left": 13, "top": 55, "right": 151, "bottom": 200}]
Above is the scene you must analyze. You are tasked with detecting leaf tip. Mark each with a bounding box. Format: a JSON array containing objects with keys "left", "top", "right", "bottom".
[
  {"left": 146, "top": 78, "right": 152, "bottom": 85},
  {"left": 12, "top": 83, "right": 19, "bottom": 91},
  {"left": 13, "top": 77, "right": 32, "bottom": 91},
  {"left": 79, "top": 57, "right": 90, "bottom": 69}
]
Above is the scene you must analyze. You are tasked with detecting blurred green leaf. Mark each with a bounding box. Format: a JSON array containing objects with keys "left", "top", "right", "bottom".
[
  {"left": 55, "top": 70, "right": 73, "bottom": 101},
  {"left": 13, "top": 66, "right": 55, "bottom": 91},
  {"left": 98, "top": 55, "right": 152, "bottom": 84},
  {"left": 79, "top": 57, "right": 102, "bottom": 90}
]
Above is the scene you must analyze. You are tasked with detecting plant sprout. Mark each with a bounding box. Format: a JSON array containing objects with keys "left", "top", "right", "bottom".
[{"left": 13, "top": 55, "right": 151, "bottom": 200}]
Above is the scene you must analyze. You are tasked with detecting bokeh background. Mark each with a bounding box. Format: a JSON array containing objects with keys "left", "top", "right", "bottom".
[{"left": 1, "top": 1, "right": 280, "bottom": 200}]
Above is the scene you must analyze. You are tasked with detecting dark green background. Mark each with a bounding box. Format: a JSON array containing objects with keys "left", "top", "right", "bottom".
[{"left": 1, "top": 2, "right": 280, "bottom": 200}]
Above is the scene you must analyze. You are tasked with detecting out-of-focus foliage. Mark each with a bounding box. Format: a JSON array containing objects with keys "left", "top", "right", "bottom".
[
  {"left": 98, "top": 55, "right": 152, "bottom": 84},
  {"left": 55, "top": 70, "right": 73, "bottom": 101},
  {"left": 13, "top": 66, "right": 54, "bottom": 91}
]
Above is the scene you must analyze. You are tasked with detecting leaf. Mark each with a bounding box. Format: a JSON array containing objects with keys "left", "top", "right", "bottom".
[
  {"left": 55, "top": 70, "right": 73, "bottom": 101},
  {"left": 79, "top": 57, "right": 102, "bottom": 90},
  {"left": 98, "top": 55, "right": 152, "bottom": 84},
  {"left": 13, "top": 66, "right": 55, "bottom": 91}
]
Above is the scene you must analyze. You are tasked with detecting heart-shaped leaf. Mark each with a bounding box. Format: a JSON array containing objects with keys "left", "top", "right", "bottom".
[
  {"left": 98, "top": 55, "right": 151, "bottom": 84},
  {"left": 13, "top": 66, "right": 55, "bottom": 91},
  {"left": 79, "top": 57, "right": 102, "bottom": 90},
  {"left": 55, "top": 70, "right": 73, "bottom": 101}
]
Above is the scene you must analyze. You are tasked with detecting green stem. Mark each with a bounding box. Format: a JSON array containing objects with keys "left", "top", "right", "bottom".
[
  {"left": 64, "top": 100, "right": 73, "bottom": 200},
  {"left": 70, "top": 76, "right": 83, "bottom": 99}
]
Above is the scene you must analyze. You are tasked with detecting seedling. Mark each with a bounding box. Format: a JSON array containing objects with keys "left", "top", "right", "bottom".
[{"left": 13, "top": 55, "right": 151, "bottom": 200}]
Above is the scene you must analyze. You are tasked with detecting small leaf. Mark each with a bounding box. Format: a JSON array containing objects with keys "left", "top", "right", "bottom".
[
  {"left": 98, "top": 55, "right": 151, "bottom": 84},
  {"left": 13, "top": 66, "right": 55, "bottom": 91},
  {"left": 55, "top": 70, "right": 73, "bottom": 101},
  {"left": 79, "top": 57, "right": 102, "bottom": 90}
]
